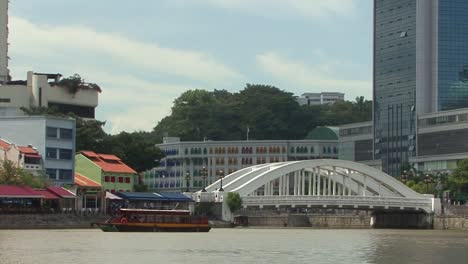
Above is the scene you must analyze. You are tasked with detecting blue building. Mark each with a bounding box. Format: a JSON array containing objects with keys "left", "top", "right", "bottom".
[
  {"left": 0, "top": 116, "right": 76, "bottom": 185},
  {"left": 373, "top": 0, "right": 468, "bottom": 175}
]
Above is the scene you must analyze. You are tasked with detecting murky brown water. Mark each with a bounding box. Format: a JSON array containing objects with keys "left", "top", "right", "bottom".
[{"left": 1, "top": 229, "right": 467, "bottom": 264}]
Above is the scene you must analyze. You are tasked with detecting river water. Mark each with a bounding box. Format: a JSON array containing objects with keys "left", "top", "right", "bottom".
[{"left": 1, "top": 229, "right": 467, "bottom": 264}]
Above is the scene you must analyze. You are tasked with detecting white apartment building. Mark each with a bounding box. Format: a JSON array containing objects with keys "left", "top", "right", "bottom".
[
  {"left": 0, "top": 0, "right": 9, "bottom": 83},
  {"left": 0, "top": 116, "right": 76, "bottom": 185},
  {"left": 143, "top": 136, "right": 339, "bottom": 192},
  {"left": 297, "top": 92, "right": 345, "bottom": 106},
  {"left": 0, "top": 139, "right": 43, "bottom": 175},
  {"left": 0, "top": 72, "right": 100, "bottom": 118}
]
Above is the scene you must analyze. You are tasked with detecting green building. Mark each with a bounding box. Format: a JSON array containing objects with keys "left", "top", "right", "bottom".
[{"left": 75, "top": 151, "right": 137, "bottom": 193}]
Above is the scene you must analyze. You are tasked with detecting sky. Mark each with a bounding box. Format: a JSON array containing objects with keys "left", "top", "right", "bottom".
[{"left": 7, "top": 0, "right": 373, "bottom": 134}]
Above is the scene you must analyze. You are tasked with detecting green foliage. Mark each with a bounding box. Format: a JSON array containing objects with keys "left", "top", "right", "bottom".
[
  {"left": 134, "top": 183, "right": 149, "bottom": 192},
  {"left": 0, "top": 160, "right": 48, "bottom": 188},
  {"left": 226, "top": 192, "right": 242, "bottom": 213},
  {"left": 55, "top": 74, "right": 102, "bottom": 94},
  {"left": 153, "top": 85, "right": 372, "bottom": 141},
  {"left": 448, "top": 159, "right": 468, "bottom": 201}
]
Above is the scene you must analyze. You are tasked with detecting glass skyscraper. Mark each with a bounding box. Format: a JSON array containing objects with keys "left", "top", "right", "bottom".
[{"left": 374, "top": 0, "right": 468, "bottom": 176}]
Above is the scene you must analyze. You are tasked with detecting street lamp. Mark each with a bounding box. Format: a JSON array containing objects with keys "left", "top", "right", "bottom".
[
  {"left": 401, "top": 170, "right": 409, "bottom": 184},
  {"left": 218, "top": 169, "right": 224, "bottom": 192},
  {"left": 200, "top": 166, "right": 208, "bottom": 192},
  {"left": 424, "top": 174, "right": 434, "bottom": 194},
  {"left": 185, "top": 171, "right": 191, "bottom": 192}
]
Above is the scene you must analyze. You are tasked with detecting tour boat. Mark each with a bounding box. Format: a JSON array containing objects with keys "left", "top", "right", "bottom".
[{"left": 93, "top": 208, "right": 211, "bottom": 232}]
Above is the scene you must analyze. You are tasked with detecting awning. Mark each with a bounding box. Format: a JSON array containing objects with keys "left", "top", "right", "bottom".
[
  {"left": 46, "top": 186, "right": 76, "bottom": 199},
  {"left": 0, "top": 185, "right": 43, "bottom": 198},
  {"left": 115, "top": 191, "right": 193, "bottom": 202},
  {"left": 34, "top": 189, "right": 60, "bottom": 200},
  {"left": 105, "top": 192, "right": 122, "bottom": 200}
]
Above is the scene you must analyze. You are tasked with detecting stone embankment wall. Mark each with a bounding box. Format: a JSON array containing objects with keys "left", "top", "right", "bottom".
[
  {"left": 247, "top": 215, "right": 370, "bottom": 228},
  {"left": 433, "top": 205, "right": 468, "bottom": 230},
  {"left": 0, "top": 214, "right": 107, "bottom": 229}
]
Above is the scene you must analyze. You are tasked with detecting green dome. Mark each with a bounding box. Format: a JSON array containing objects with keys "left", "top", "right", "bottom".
[{"left": 305, "top": 126, "right": 339, "bottom": 140}]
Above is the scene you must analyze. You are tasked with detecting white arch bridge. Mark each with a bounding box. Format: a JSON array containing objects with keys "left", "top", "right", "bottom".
[{"left": 197, "top": 160, "right": 440, "bottom": 214}]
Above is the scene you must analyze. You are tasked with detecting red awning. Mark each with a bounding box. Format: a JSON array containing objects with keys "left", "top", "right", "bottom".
[
  {"left": 46, "top": 187, "right": 76, "bottom": 199},
  {"left": 0, "top": 185, "right": 43, "bottom": 198},
  {"left": 34, "top": 189, "right": 60, "bottom": 200}
]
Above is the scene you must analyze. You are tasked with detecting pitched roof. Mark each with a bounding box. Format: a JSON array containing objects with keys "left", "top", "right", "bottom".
[
  {"left": 18, "top": 146, "right": 40, "bottom": 155},
  {"left": 34, "top": 189, "right": 60, "bottom": 200},
  {"left": 0, "top": 185, "right": 43, "bottom": 198},
  {"left": 79, "top": 151, "right": 137, "bottom": 174},
  {"left": 74, "top": 173, "right": 101, "bottom": 188},
  {"left": 46, "top": 186, "right": 76, "bottom": 198},
  {"left": 0, "top": 139, "right": 10, "bottom": 149}
]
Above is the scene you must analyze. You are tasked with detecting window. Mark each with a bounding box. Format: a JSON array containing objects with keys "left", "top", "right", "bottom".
[
  {"left": 59, "top": 169, "right": 73, "bottom": 180},
  {"left": 0, "top": 98, "right": 11, "bottom": 103},
  {"left": 46, "top": 127, "right": 58, "bottom": 138},
  {"left": 59, "top": 128, "right": 73, "bottom": 140},
  {"left": 59, "top": 149, "right": 72, "bottom": 160},
  {"left": 104, "top": 176, "right": 110, "bottom": 182},
  {"left": 46, "top": 148, "right": 57, "bottom": 159},
  {"left": 46, "top": 168, "right": 57, "bottom": 179},
  {"left": 118, "top": 177, "right": 123, "bottom": 183},
  {"left": 125, "top": 177, "right": 131, "bottom": 183},
  {"left": 111, "top": 176, "right": 116, "bottom": 183}
]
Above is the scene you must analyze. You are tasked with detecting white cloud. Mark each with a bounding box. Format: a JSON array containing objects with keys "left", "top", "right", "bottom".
[
  {"left": 7, "top": 16, "right": 240, "bottom": 133},
  {"left": 8, "top": 16, "right": 241, "bottom": 83},
  {"left": 256, "top": 52, "right": 371, "bottom": 99},
  {"left": 183, "top": 0, "right": 357, "bottom": 19}
]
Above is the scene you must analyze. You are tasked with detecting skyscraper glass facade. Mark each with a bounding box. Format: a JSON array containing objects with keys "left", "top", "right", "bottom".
[
  {"left": 374, "top": 0, "right": 417, "bottom": 176},
  {"left": 438, "top": 0, "right": 468, "bottom": 111}
]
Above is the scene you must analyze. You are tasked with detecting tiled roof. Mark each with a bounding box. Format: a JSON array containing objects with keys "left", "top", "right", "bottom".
[
  {"left": 0, "top": 139, "right": 10, "bottom": 149},
  {"left": 80, "top": 151, "right": 137, "bottom": 174},
  {"left": 18, "top": 146, "right": 40, "bottom": 155},
  {"left": 46, "top": 186, "right": 76, "bottom": 198},
  {"left": 34, "top": 189, "right": 60, "bottom": 200},
  {"left": 81, "top": 151, "right": 100, "bottom": 158},
  {"left": 98, "top": 154, "right": 120, "bottom": 161},
  {"left": 0, "top": 185, "right": 43, "bottom": 198},
  {"left": 74, "top": 173, "right": 101, "bottom": 188}
]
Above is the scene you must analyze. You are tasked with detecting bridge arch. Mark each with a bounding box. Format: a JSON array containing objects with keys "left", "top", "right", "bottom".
[{"left": 202, "top": 159, "right": 436, "bottom": 213}]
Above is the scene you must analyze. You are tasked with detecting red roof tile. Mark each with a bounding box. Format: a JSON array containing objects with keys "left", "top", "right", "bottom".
[
  {"left": 18, "top": 146, "right": 39, "bottom": 155},
  {"left": 46, "top": 186, "right": 76, "bottom": 198},
  {"left": 34, "top": 189, "right": 60, "bottom": 200},
  {"left": 0, "top": 139, "right": 11, "bottom": 149},
  {"left": 80, "top": 151, "right": 137, "bottom": 174},
  {"left": 81, "top": 151, "right": 100, "bottom": 158},
  {"left": 74, "top": 173, "right": 101, "bottom": 188},
  {"left": 98, "top": 154, "right": 121, "bottom": 161},
  {"left": 0, "top": 185, "right": 43, "bottom": 198}
]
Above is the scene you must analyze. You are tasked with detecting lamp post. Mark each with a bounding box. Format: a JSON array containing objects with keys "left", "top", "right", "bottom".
[
  {"left": 185, "top": 171, "right": 191, "bottom": 192},
  {"left": 201, "top": 166, "right": 208, "bottom": 192},
  {"left": 218, "top": 169, "right": 224, "bottom": 192},
  {"left": 424, "top": 174, "right": 433, "bottom": 194},
  {"left": 401, "top": 170, "right": 409, "bottom": 184}
]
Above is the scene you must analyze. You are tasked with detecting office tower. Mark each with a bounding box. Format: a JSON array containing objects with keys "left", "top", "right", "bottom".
[{"left": 373, "top": 0, "right": 468, "bottom": 175}]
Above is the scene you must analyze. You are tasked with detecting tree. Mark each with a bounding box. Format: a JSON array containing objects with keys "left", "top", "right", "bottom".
[
  {"left": 153, "top": 84, "right": 372, "bottom": 141},
  {"left": 54, "top": 74, "right": 102, "bottom": 95},
  {"left": 448, "top": 159, "right": 468, "bottom": 202},
  {"left": 0, "top": 160, "right": 48, "bottom": 188},
  {"left": 226, "top": 192, "right": 242, "bottom": 213}
]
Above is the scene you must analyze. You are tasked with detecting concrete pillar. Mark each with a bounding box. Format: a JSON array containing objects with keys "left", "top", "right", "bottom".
[
  {"left": 342, "top": 175, "right": 346, "bottom": 196},
  {"left": 308, "top": 171, "right": 312, "bottom": 196},
  {"left": 327, "top": 173, "right": 331, "bottom": 196},
  {"left": 363, "top": 175, "right": 367, "bottom": 197},
  {"left": 279, "top": 175, "right": 283, "bottom": 196},
  {"left": 286, "top": 174, "right": 290, "bottom": 195},
  {"left": 301, "top": 170, "right": 305, "bottom": 195},
  {"left": 312, "top": 169, "right": 316, "bottom": 196},
  {"left": 293, "top": 172, "right": 297, "bottom": 196}
]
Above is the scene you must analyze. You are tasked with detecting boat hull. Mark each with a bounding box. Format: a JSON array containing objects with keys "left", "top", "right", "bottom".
[{"left": 94, "top": 223, "right": 211, "bottom": 232}]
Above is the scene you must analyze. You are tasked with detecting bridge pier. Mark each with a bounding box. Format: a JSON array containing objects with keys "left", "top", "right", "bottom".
[{"left": 371, "top": 211, "right": 433, "bottom": 229}]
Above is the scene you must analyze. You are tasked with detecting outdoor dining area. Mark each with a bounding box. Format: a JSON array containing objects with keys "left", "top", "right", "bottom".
[{"left": 0, "top": 185, "right": 76, "bottom": 214}]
